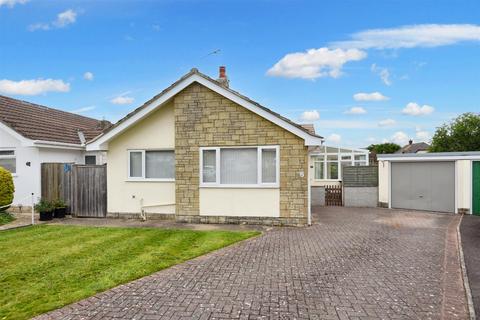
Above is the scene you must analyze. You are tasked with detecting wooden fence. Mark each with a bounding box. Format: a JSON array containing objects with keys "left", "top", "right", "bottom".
[
  {"left": 41, "top": 163, "right": 107, "bottom": 218},
  {"left": 342, "top": 166, "right": 378, "bottom": 187}
]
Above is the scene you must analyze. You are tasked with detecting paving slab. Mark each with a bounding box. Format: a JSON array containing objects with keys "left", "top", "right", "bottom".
[{"left": 460, "top": 214, "right": 480, "bottom": 318}]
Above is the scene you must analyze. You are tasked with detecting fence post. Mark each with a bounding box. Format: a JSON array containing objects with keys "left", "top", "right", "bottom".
[{"left": 31, "top": 193, "right": 35, "bottom": 225}]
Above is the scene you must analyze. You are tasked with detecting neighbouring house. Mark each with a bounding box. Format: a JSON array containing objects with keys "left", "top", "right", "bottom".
[
  {"left": 396, "top": 140, "right": 430, "bottom": 154},
  {"left": 378, "top": 152, "right": 480, "bottom": 215},
  {"left": 0, "top": 95, "right": 109, "bottom": 207}
]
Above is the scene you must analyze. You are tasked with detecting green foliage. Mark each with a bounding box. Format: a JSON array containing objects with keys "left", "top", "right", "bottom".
[
  {"left": 52, "top": 198, "right": 66, "bottom": 208},
  {"left": 0, "top": 225, "right": 259, "bottom": 319},
  {"left": 0, "top": 212, "right": 15, "bottom": 225},
  {"left": 34, "top": 199, "right": 54, "bottom": 213},
  {"left": 367, "top": 143, "right": 401, "bottom": 154},
  {"left": 0, "top": 167, "right": 14, "bottom": 212},
  {"left": 430, "top": 113, "right": 480, "bottom": 152}
]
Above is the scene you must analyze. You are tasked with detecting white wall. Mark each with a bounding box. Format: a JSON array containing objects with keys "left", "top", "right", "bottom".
[
  {"left": 378, "top": 160, "right": 389, "bottom": 204},
  {"left": 457, "top": 160, "right": 472, "bottom": 212},
  {"left": 199, "top": 188, "right": 280, "bottom": 217},
  {"left": 106, "top": 102, "right": 175, "bottom": 214}
]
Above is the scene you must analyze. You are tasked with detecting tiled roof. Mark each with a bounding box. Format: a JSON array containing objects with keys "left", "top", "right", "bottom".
[
  {"left": 396, "top": 142, "right": 430, "bottom": 154},
  {"left": 97, "top": 69, "right": 323, "bottom": 141},
  {"left": 0, "top": 95, "right": 110, "bottom": 145}
]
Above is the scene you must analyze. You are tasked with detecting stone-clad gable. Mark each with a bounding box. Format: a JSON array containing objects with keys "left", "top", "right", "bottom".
[{"left": 174, "top": 83, "right": 308, "bottom": 225}]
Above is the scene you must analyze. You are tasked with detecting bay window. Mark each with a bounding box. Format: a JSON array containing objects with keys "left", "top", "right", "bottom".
[
  {"left": 200, "top": 146, "right": 279, "bottom": 187},
  {"left": 128, "top": 150, "right": 174, "bottom": 180},
  {"left": 0, "top": 150, "right": 16, "bottom": 174}
]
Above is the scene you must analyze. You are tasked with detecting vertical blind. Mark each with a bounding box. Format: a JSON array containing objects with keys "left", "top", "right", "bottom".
[
  {"left": 261, "top": 149, "right": 276, "bottom": 183},
  {"left": 202, "top": 149, "right": 216, "bottom": 182},
  {"left": 129, "top": 151, "right": 143, "bottom": 177},
  {"left": 220, "top": 148, "right": 258, "bottom": 184},
  {"left": 145, "top": 151, "right": 175, "bottom": 179}
]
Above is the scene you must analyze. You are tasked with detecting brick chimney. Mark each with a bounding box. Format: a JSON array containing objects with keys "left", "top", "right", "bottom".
[{"left": 217, "top": 66, "right": 229, "bottom": 88}]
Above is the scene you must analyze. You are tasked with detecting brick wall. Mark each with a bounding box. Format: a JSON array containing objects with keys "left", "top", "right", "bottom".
[{"left": 174, "top": 83, "right": 308, "bottom": 223}]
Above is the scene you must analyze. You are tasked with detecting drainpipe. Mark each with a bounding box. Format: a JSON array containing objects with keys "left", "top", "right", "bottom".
[{"left": 307, "top": 154, "right": 312, "bottom": 226}]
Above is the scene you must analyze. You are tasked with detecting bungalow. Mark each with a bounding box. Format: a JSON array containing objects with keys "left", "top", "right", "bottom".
[
  {"left": 0, "top": 95, "right": 108, "bottom": 207},
  {"left": 87, "top": 67, "right": 336, "bottom": 226}
]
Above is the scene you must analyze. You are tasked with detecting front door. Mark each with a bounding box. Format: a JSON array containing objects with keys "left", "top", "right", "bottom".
[{"left": 473, "top": 161, "right": 480, "bottom": 215}]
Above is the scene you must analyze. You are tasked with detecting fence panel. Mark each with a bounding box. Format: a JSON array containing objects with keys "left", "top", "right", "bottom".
[
  {"left": 342, "top": 166, "right": 378, "bottom": 187},
  {"left": 72, "top": 165, "right": 107, "bottom": 218},
  {"left": 41, "top": 163, "right": 73, "bottom": 208}
]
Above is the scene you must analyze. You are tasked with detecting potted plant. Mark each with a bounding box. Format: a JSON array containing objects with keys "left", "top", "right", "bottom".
[
  {"left": 53, "top": 199, "right": 67, "bottom": 219},
  {"left": 35, "top": 199, "right": 54, "bottom": 221}
]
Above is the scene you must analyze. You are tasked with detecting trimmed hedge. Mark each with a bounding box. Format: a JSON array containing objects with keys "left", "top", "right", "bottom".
[{"left": 0, "top": 167, "right": 14, "bottom": 212}]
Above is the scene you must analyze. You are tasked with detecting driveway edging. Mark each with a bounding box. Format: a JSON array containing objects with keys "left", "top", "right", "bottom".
[{"left": 457, "top": 214, "right": 476, "bottom": 320}]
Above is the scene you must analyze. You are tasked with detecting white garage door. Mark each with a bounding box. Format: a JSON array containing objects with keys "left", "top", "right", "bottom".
[{"left": 391, "top": 161, "right": 455, "bottom": 213}]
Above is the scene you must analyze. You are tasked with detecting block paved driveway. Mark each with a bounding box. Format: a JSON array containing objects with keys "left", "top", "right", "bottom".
[{"left": 37, "top": 207, "right": 468, "bottom": 320}]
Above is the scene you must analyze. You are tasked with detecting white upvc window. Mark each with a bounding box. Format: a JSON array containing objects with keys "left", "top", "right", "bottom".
[
  {"left": 0, "top": 149, "right": 16, "bottom": 174},
  {"left": 200, "top": 146, "right": 279, "bottom": 188},
  {"left": 127, "top": 149, "right": 175, "bottom": 181},
  {"left": 312, "top": 146, "right": 369, "bottom": 181}
]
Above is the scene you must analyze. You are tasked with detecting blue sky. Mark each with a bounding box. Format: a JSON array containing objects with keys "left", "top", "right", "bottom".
[{"left": 1, "top": 0, "right": 479, "bottom": 148}]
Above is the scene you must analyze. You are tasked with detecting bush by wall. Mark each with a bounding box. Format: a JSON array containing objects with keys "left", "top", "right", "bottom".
[{"left": 0, "top": 167, "right": 14, "bottom": 212}]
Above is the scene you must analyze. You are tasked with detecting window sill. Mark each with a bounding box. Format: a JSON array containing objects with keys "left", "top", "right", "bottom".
[
  {"left": 200, "top": 184, "right": 279, "bottom": 189},
  {"left": 126, "top": 179, "right": 175, "bottom": 182}
]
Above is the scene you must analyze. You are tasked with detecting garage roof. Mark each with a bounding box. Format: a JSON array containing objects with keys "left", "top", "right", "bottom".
[{"left": 378, "top": 151, "right": 480, "bottom": 161}]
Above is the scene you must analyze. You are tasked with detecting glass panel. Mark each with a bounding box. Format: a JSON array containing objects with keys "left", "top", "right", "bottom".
[
  {"left": 325, "top": 146, "right": 337, "bottom": 153},
  {"left": 0, "top": 150, "right": 14, "bottom": 156},
  {"left": 341, "top": 155, "right": 351, "bottom": 160},
  {"left": 220, "top": 148, "right": 257, "bottom": 184},
  {"left": 312, "top": 155, "right": 324, "bottom": 161},
  {"left": 326, "top": 162, "right": 338, "bottom": 179},
  {"left": 85, "top": 155, "right": 96, "bottom": 165},
  {"left": 327, "top": 154, "right": 338, "bottom": 161},
  {"left": 262, "top": 149, "right": 276, "bottom": 183},
  {"left": 129, "top": 152, "right": 143, "bottom": 177},
  {"left": 0, "top": 158, "right": 16, "bottom": 173},
  {"left": 354, "top": 154, "right": 366, "bottom": 161},
  {"left": 354, "top": 161, "right": 367, "bottom": 166},
  {"left": 314, "top": 161, "right": 324, "bottom": 180},
  {"left": 145, "top": 151, "right": 175, "bottom": 179},
  {"left": 202, "top": 150, "right": 216, "bottom": 183}
]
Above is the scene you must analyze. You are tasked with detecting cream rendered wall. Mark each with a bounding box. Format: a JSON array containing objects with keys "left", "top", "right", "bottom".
[
  {"left": 107, "top": 102, "right": 175, "bottom": 214},
  {"left": 378, "top": 160, "right": 389, "bottom": 204},
  {"left": 200, "top": 188, "right": 280, "bottom": 217},
  {"left": 457, "top": 160, "right": 472, "bottom": 213}
]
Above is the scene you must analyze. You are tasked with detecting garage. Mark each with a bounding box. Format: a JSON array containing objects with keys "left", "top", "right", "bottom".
[
  {"left": 378, "top": 152, "right": 480, "bottom": 215},
  {"left": 391, "top": 162, "right": 455, "bottom": 213}
]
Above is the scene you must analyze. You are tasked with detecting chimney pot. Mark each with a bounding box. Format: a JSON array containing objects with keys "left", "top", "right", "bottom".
[
  {"left": 219, "top": 66, "right": 226, "bottom": 78},
  {"left": 409, "top": 139, "right": 413, "bottom": 145}
]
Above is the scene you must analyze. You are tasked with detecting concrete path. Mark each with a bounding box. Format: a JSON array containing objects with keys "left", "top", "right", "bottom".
[
  {"left": 460, "top": 215, "right": 480, "bottom": 318},
  {"left": 36, "top": 207, "right": 468, "bottom": 319}
]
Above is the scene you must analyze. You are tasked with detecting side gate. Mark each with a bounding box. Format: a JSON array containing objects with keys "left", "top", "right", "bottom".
[
  {"left": 41, "top": 163, "right": 107, "bottom": 218},
  {"left": 325, "top": 185, "right": 343, "bottom": 206}
]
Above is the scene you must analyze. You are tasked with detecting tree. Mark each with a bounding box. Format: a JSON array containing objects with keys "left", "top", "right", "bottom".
[
  {"left": 367, "top": 143, "right": 401, "bottom": 154},
  {"left": 0, "top": 167, "right": 14, "bottom": 212},
  {"left": 430, "top": 113, "right": 480, "bottom": 152}
]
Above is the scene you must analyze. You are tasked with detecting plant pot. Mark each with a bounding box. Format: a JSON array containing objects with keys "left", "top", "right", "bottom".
[
  {"left": 65, "top": 206, "right": 71, "bottom": 215},
  {"left": 54, "top": 207, "right": 66, "bottom": 219},
  {"left": 39, "top": 210, "right": 54, "bottom": 221}
]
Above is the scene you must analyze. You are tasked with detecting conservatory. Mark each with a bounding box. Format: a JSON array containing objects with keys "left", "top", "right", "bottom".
[{"left": 309, "top": 145, "right": 369, "bottom": 184}]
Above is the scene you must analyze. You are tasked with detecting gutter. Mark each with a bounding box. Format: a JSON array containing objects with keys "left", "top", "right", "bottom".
[{"left": 33, "top": 140, "right": 85, "bottom": 150}]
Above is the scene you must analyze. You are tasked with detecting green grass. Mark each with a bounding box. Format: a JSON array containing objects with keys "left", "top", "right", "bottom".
[
  {"left": 0, "top": 212, "right": 14, "bottom": 226},
  {"left": 0, "top": 225, "right": 259, "bottom": 320}
]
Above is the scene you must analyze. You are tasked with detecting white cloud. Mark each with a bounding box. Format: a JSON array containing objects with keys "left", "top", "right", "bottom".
[
  {"left": 371, "top": 64, "right": 392, "bottom": 86},
  {"left": 391, "top": 131, "right": 409, "bottom": 145},
  {"left": 71, "top": 106, "right": 95, "bottom": 114},
  {"left": 415, "top": 127, "right": 431, "bottom": 141},
  {"left": 29, "top": 9, "right": 77, "bottom": 31},
  {"left": 402, "top": 102, "right": 434, "bottom": 116},
  {"left": 0, "top": 78, "right": 70, "bottom": 95},
  {"left": 300, "top": 110, "right": 320, "bottom": 121},
  {"left": 331, "top": 24, "right": 480, "bottom": 49},
  {"left": 83, "top": 72, "right": 94, "bottom": 81},
  {"left": 344, "top": 106, "right": 367, "bottom": 115},
  {"left": 111, "top": 94, "right": 134, "bottom": 105},
  {"left": 353, "top": 92, "right": 389, "bottom": 101},
  {"left": 327, "top": 133, "right": 342, "bottom": 144},
  {"left": 0, "top": 0, "right": 28, "bottom": 8},
  {"left": 267, "top": 47, "right": 367, "bottom": 79},
  {"left": 378, "top": 118, "right": 396, "bottom": 127}
]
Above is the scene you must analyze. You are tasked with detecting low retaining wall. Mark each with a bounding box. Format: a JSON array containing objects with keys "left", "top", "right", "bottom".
[
  {"left": 344, "top": 187, "right": 378, "bottom": 208},
  {"left": 176, "top": 215, "right": 307, "bottom": 227}
]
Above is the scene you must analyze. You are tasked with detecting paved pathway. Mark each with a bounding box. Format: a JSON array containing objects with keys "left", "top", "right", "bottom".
[
  {"left": 460, "top": 215, "right": 480, "bottom": 318},
  {"left": 37, "top": 207, "right": 468, "bottom": 319}
]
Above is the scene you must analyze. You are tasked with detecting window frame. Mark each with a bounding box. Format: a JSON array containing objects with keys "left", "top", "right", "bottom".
[
  {"left": 84, "top": 155, "right": 97, "bottom": 165},
  {"left": 312, "top": 147, "right": 368, "bottom": 181},
  {"left": 0, "top": 149, "right": 16, "bottom": 175},
  {"left": 199, "top": 145, "right": 280, "bottom": 188},
  {"left": 127, "top": 149, "right": 175, "bottom": 182}
]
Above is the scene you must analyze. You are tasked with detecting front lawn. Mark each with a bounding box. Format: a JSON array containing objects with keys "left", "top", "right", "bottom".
[
  {"left": 0, "top": 225, "right": 259, "bottom": 319},
  {"left": 0, "top": 212, "right": 15, "bottom": 226}
]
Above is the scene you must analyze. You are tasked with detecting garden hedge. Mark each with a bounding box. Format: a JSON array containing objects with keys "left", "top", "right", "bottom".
[{"left": 0, "top": 166, "right": 14, "bottom": 211}]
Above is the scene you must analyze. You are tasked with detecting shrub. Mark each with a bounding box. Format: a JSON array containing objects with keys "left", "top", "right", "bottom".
[
  {"left": 34, "top": 199, "right": 54, "bottom": 213},
  {"left": 0, "top": 167, "right": 14, "bottom": 212},
  {"left": 52, "top": 198, "right": 66, "bottom": 208}
]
